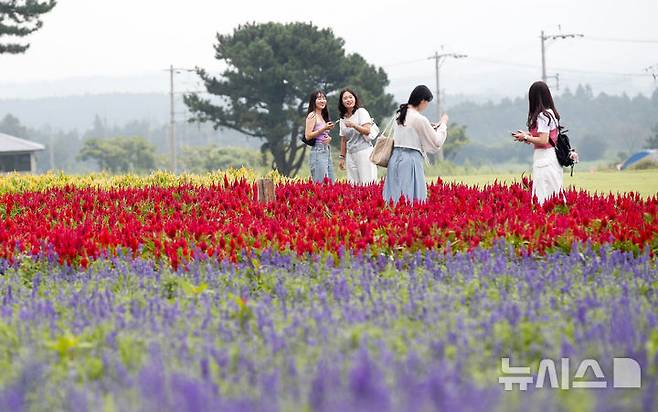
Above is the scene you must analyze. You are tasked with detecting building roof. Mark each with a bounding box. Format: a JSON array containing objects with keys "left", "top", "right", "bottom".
[
  {"left": 619, "top": 149, "right": 658, "bottom": 170},
  {"left": 0, "top": 132, "right": 45, "bottom": 153}
]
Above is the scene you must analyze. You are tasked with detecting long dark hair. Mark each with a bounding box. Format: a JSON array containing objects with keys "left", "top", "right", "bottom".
[
  {"left": 397, "top": 85, "right": 433, "bottom": 125},
  {"left": 338, "top": 88, "right": 361, "bottom": 118},
  {"left": 306, "top": 90, "right": 330, "bottom": 122},
  {"left": 527, "top": 81, "right": 560, "bottom": 130}
]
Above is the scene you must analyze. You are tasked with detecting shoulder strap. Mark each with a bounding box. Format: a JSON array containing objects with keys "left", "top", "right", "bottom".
[
  {"left": 381, "top": 115, "right": 396, "bottom": 138},
  {"left": 547, "top": 111, "right": 560, "bottom": 147}
]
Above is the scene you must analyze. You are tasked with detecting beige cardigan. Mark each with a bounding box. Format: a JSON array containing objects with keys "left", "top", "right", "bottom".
[{"left": 393, "top": 108, "right": 447, "bottom": 160}]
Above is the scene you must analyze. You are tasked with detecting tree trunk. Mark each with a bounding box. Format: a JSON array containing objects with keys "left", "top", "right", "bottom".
[
  {"left": 270, "top": 139, "right": 292, "bottom": 176},
  {"left": 268, "top": 130, "right": 306, "bottom": 177}
]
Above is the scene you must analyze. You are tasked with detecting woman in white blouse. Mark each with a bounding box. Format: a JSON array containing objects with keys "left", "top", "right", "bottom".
[{"left": 383, "top": 85, "right": 449, "bottom": 204}]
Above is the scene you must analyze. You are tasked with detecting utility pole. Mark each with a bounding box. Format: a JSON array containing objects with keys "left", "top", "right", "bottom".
[
  {"left": 644, "top": 64, "right": 658, "bottom": 80},
  {"left": 169, "top": 65, "right": 176, "bottom": 173},
  {"left": 167, "top": 66, "right": 197, "bottom": 173},
  {"left": 540, "top": 30, "right": 584, "bottom": 88},
  {"left": 428, "top": 50, "right": 467, "bottom": 161},
  {"left": 49, "top": 134, "right": 54, "bottom": 170}
]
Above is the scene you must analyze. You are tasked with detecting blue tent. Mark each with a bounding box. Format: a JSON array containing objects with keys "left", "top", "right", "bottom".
[{"left": 619, "top": 149, "right": 658, "bottom": 170}]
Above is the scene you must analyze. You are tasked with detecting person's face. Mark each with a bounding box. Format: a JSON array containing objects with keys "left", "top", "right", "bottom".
[
  {"left": 315, "top": 94, "right": 327, "bottom": 110},
  {"left": 418, "top": 100, "right": 430, "bottom": 112},
  {"left": 342, "top": 92, "right": 356, "bottom": 110}
]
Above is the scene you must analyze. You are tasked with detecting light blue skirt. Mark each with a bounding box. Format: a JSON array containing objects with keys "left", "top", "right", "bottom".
[
  {"left": 309, "top": 144, "right": 334, "bottom": 183},
  {"left": 382, "top": 147, "right": 426, "bottom": 204}
]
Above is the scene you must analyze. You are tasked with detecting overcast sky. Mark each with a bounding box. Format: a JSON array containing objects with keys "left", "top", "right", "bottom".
[{"left": 1, "top": 0, "right": 657, "bottom": 101}]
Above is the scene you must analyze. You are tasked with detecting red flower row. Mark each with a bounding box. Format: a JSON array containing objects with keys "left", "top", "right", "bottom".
[{"left": 0, "top": 179, "right": 655, "bottom": 268}]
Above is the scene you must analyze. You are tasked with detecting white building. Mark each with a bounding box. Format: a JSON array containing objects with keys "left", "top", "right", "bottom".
[{"left": 0, "top": 132, "right": 45, "bottom": 173}]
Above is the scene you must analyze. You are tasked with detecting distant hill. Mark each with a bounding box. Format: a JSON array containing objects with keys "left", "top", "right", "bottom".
[
  {"left": 1, "top": 86, "right": 657, "bottom": 168},
  {"left": 424, "top": 86, "right": 658, "bottom": 164},
  {"left": 0, "top": 93, "right": 170, "bottom": 130}
]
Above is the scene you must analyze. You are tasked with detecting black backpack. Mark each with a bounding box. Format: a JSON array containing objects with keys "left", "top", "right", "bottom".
[
  {"left": 300, "top": 134, "right": 316, "bottom": 147},
  {"left": 549, "top": 121, "right": 577, "bottom": 176}
]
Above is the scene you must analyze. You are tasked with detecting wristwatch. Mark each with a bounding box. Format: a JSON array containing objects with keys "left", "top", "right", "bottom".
[{"left": 523, "top": 135, "right": 529, "bottom": 142}]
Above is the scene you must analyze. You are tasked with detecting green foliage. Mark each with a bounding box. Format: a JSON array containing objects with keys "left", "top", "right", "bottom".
[
  {"left": 327, "top": 53, "right": 398, "bottom": 123},
  {"left": 44, "top": 331, "right": 94, "bottom": 361},
  {"left": 0, "top": 114, "right": 28, "bottom": 137},
  {"left": 444, "top": 123, "right": 470, "bottom": 161},
  {"left": 448, "top": 86, "right": 658, "bottom": 164},
  {"left": 181, "top": 280, "right": 209, "bottom": 298},
  {"left": 645, "top": 123, "right": 658, "bottom": 149},
  {"left": 577, "top": 134, "right": 607, "bottom": 161},
  {"left": 77, "top": 136, "right": 156, "bottom": 173},
  {"left": 230, "top": 294, "right": 253, "bottom": 331},
  {"left": 629, "top": 158, "right": 658, "bottom": 170},
  {"left": 185, "top": 21, "right": 396, "bottom": 176},
  {"left": 117, "top": 335, "right": 146, "bottom": 372},
  {"left": 178, "top": 145, "right": 265, "bottom": 173},
  {"left": 0, "top": 0, "right": 56, "bottom": 54}
]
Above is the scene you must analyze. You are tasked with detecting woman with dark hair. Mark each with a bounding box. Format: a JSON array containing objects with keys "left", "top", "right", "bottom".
[
  {"left": 383, "top": 85, "right": 449, "bottom": 204},
  {"left": 304, "top": 90, "right": 335, "bottom": 182},
  {"left": 337, "top": 88, "right": 378, "bottom": 185},
  {"left": 512, "top": 81, "right": 564, "bottom": 205}
]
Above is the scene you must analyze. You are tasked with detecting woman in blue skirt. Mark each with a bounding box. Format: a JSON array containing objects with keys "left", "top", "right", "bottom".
[{"left": 383, "top": 85, "right": 449, "bottom": 204}]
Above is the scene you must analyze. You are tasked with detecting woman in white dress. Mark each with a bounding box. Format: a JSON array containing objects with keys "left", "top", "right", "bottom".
[
  {"left": 337, "top": 88, "right": 378, "bottom": 185},
  {"left": 512, "top": 81, "right": 564, "bottom": 205}
]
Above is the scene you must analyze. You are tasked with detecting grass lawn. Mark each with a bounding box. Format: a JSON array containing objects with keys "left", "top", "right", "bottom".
[{"left": 436, "top": 169, "right": 658, "bottom": 198}]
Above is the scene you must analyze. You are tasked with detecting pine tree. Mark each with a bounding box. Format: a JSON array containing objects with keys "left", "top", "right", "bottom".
[
  {"left": 0, "top": 0, "right": 57, "bottom": 54},
  {"left": 185, "top": 22, "right": 396, "bottom": 176}
]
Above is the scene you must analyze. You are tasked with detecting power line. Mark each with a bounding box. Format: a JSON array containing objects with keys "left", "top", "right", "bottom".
[
  {"left": 456, "top": 56, "right": 651, "bottom": 78},
  {"left": 584, "top": 36, "right": 658, "bottom": 44},
  {"left": 467, "top": 56, "right": 538, "bottom": 70},
  {"left": 552, "top": 66, "right": 650, "bottom": 77},
  {"left": 381, "top": 58, "right": 427, "bottom": 68}
]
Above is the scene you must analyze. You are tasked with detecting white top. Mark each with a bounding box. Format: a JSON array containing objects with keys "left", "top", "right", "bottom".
[
  {"left": 339, "top": 107, "right": 373, "bottom": 154},
  {"left": 537, "top": 109, "right": 557, "bottom": 133},
  {"left": 393, "top": 108, "right": 447, "bottom": 158}
]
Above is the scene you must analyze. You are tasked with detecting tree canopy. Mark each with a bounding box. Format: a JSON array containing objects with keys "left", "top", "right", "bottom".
[
  {"left": 0, "top": 0, "right": 56, "bottom": 54},
  {"left": 645, "top": 124, "right": 658, "bottom": 150},
  {"left": 185, "top": 22, "right": 396, "bottom": 176},
  {"left": 78, "top": 136, "right": 156, "bottom": 173},
  {"left": 179, "top": 145, "right": 266, "bottom": 173}
]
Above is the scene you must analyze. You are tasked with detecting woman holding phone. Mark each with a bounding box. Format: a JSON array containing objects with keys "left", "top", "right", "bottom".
[
  {"left": 512, "top": 81, "right": 564, "bottom": 205},
  {"left": 383, "top": 85, "right": 448, "bottom": 204},
  {"left": 337, "top": 88, "right": 378, "bottom": 185},
  {"left": 305, "top": 90, "right": 335, "bottom": 182}
]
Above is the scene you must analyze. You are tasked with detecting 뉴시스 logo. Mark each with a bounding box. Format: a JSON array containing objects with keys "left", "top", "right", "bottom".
[{"left": 498, "top": 357, "right": 642, "bottom": 391}]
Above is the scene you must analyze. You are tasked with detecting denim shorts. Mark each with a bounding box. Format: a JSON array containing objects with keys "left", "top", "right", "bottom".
[{"left": 309, "top": 144, "right": 335, "bottom": 183}]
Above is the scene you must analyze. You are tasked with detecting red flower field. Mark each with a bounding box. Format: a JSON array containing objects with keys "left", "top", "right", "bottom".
[{"left": 0, "top": 179, "right": 655, "bottom": 267}]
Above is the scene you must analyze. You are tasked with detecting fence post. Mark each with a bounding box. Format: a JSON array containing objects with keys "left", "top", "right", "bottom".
[{"left": 256, "top": 178, "right": 275, "bottom": 203}]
